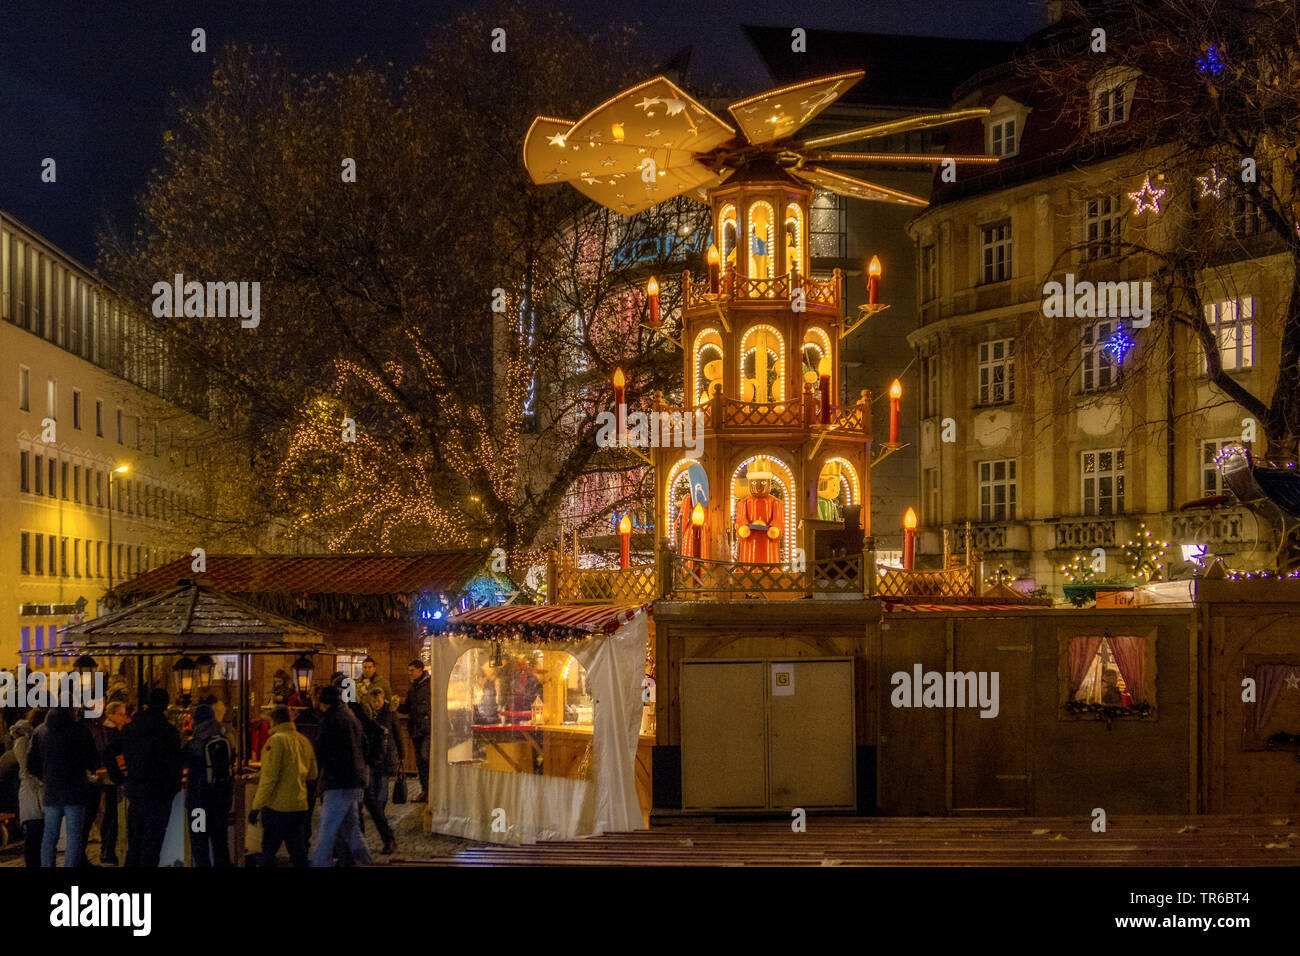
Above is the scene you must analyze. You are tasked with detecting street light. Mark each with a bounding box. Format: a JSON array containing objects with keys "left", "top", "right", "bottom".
[
  {"left": 108, "top": 464, "right": 129, "bottom": 590},
  {"left": 175, "top": 655, "right": 196, "bottom": 704}
]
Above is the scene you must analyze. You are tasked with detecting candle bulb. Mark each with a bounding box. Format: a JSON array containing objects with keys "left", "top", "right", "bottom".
[
  {"left": 691, "top": 503, "right": 705, "bottom": 560},
  {"left": 889, "top": 379, "right": 902, "bottom": 445},
  {"left": 707, "top": 244, "right": 720, "bottom": 294},
  {"left": 903, "top": 507, "right": 917, "bottom": 570},
  {"left": 647, "top": 276, "right": 660, "bottom": 327},
  {"left": 867, "top": 255, "right": 882, "bottom": 306},
  {"left": 619, "top": 512, "right": 632, "bottom": 569},
  {"left": 818, "top": 355, "right": 832, "bottom": 426},
  {"left": 613, "top": 367, "right": 626, "bottom": 446}
]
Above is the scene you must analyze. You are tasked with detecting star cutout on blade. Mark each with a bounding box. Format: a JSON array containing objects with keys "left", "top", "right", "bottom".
[
  {"left": 1287, "top": 669, "right": 1300, "bottom": 690},
  {"left": 1128, "top": 175, "right": 1168, "bottom": 215},
  {"left": 1196, "top": 168, "right": 1228, "bottom": 199},
  {"left": 602, "top": 157, "right": 615, "bottom": 167},
  {"left": 635, "top": 96, "right": 661, "bottom": 112},
  {"left": 544, "top": 169, "right": 560, "bottom": 180},
  {"left": 547, "top": 133, "right": 566, "bottom": 148},
  {"left": 661, "top": 98, "right": 686, "bottom": 116},
  {"left": 645, "top": 128, "right": 661, "bottom": 138},
  {"left": 580, "top": 175, "right": 599, "bottom": 185}
]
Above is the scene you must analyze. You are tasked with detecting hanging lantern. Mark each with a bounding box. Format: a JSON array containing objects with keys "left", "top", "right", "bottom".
[
  {"left": 74, "top": 654, "right": 97, "bottom": 698},
  {"left": 291, "top": 655, "right": 315, "bottom": 695},
  {"left": 194, "top": 654, "right": 215, "bottom": 690},
  {"left": 174, "top": 656, "right": 196, "bottom": 701}
]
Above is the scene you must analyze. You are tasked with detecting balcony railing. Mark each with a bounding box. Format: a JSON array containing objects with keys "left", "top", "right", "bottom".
[
  {"left": 1170, "top": 507, "right": 1256, "bottom": 546},
  {"left": 1053, "top": 517, "right": 1117, "bottom": 550},
  {"left": 683, "top": 269, "right": 841, "bottom": 313},
  {"left": 668, "top": 553, "right": 866, "bottom": 599},
  {"left": 550, "top": 563, "right": 657, "bottom": 605},
  {"left": 876, "top": 563, "right": 977, "bottom": 599}
]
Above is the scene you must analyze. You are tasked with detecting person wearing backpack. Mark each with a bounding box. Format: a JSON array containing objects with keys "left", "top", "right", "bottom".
[{"left": 182, "top": 704, "right": 234, "bottom": 867}]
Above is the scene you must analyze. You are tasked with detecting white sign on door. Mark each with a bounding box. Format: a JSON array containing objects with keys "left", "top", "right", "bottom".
[{"left": 772, "top": 662, "right": 794, "bottom": 696}]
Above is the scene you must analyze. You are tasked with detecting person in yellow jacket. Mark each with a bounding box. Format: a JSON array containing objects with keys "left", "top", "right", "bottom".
[{"left": 248, "top": 705, "right": 318, "bottom": 867}]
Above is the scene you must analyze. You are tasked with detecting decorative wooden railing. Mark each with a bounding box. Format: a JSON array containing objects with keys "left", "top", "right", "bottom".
[
  {"left": 831, "top": 402, "right": 867, "bottom": 433},
  {"left": 718, "top": 398, "right": 803, "bottom": 428},
  {"left": 876, "top": 563, "right": 977, "bottom": 599},
  {"left": 551, "top": 563, "right": 657, "bottom": 605},
  {"left": 682, "top": 270, "right": 841, "bottom": 312},
  {"left": 668, "top": 553, "right": 868, "bottom": 599}
]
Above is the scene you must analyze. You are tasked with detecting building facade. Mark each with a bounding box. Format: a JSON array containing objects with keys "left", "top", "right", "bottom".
[
  {"left": 906, "top": 50, "right": 1277, "bottom": 592},
  {"left": 0, "top": 211, "right": 219, "bottom": 668}
]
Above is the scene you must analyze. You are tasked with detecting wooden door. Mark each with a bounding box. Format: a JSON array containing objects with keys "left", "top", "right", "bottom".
[
  {"left": 681, "top": 660, "right": 767, "bottom": 809},
  {"left": 768, "top": 659, "right": 856, "bottom": 809}
]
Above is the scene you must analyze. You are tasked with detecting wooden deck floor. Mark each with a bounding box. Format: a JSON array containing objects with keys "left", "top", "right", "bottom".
[{"left": 410, "top": 815, "right": 1300, "bottom": 866}]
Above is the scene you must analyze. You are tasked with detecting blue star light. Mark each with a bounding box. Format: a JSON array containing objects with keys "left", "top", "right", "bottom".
[
  {"left": 1102, "top": 325, "right": 1136, "bottom": 364},
  {"left": 1197, "top": 45, "right": 1225, "bottom": 76}
]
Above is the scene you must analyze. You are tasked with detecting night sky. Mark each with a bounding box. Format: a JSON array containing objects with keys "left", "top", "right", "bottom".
[{"left": 0, "top": 0, "right": 1045, "bottom": 265}]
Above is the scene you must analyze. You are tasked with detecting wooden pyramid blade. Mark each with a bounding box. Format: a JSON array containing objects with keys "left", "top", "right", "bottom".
[
  {"left": 791, "top": 166, "right": 928, "bottom": 207},
  {"left": 801, "top": 108, "right": 991, "bottom": 150},
  {"left": 523, "top": 116, "right": 578, "bottom": 184},
  {"left": 728, "top": 70, "right": 865, "bottom": 145},
  {"left": 566, "top": 76, "right": 735, "bottom": 154},
  {"left": 570, "top": 162, "right": 721, "bottom": 215}
]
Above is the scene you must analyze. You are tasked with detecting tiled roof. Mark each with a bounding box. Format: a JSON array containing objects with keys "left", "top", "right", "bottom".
[
  {"left": 59, "top": 585, "right": 325, "bottom": 654},
  {"left": 113, "top": 550, "right": 498, "bottom": 599},
  {"left": 448, "top": 603, "right": 648, "bottom": 634}
]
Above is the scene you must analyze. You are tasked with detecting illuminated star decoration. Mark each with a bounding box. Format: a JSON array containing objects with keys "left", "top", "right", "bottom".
[
  {"left": 1286, "top": 669, "right": 1300, "bottom": 691},
  {"left": 1102, "top": 324, "right": 1136, "bottom": 364},
  {"left": 1129, "top": 175, "right": 1168, "bottom": 215},
  {"left": 547, "top": 132, "right": 566, "bottom": 148},
  {"left": 1196, "top": 168, "right": 1228, "bottom": 199},
  {"left": 1196, "top": 44, "right": 1225, "bottom": 76}
]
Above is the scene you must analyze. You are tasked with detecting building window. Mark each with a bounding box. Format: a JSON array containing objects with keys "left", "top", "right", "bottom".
[
  {"left": 34, "top": 454, "right": 43, "bottom": 495},
  {"left": 978, "top": 459, "right": 1017, "bottom": 522},
  {"left": 980, "top": 222, "right": 1011, "bottom": 284},
  {"left": 34, "top": 534, "right": 43, "bottom": 575},
  {"left": 1064, "top": 634, "right": 1152, "bottom": 716},
  {"left": 60, "top": 537, "right": 68, "bottom": 577},
  {"left": 1229, "top": 194, "right": 1263, "bottom": 238},
  {"left": 1201, "top": 438, "right": 1238, "bottom": 497},
  {"left": 1204, "top": 296, "right": 1255, "bottom": 371},
  {"left": 920, "top": 244, "right": 937, "bottom": 302},
  {"left": 116, "top": 408, "right": 123, "bottom": 444},
  {"left": 73, "top": 464, "right": 81, "bottom": 502},
  {"left": 48, "top": 535, "right": 56, "bottom": 576},
  {"left": 96, "top": 470, "right": 103, "bottom": 508},
  {"left": 96, "top": 399, "right": 103, "bottom": 437},
  {"left": 84, "top": 540, "right": 91, "bottom": 578},
  {"left": 1084, "top": 195, "right": 1122, "bottom": 260},
  {"left": 1081, "top": 320, "right": 1119, "bottom": 392},
  {"left": 1094, "top": 81, "right": 1129, "bottom": 129},
  {"left": 19, "top": 450, "right": 29, "bottom": 493},
  {"left": 47, "top": 458, "right": 55, "bottom": 498},
  {"left": 73, "top": 538, "right": 80, "bottom": 577},
  {"left": 96, "top": 541, "right": 102, "bottom": 577},
  {"left": 989, "top": 117, "right": 1016, "bottom": 157},
  {"left": 809, "top": 191, "right": 847, "bottom": 259},
  {"left": 1082, "top": 448, "right": 1125, "bottom": 516},
  {"left": 19, "top": 366, "right": 29, "bottom": 411},
  {"left": 977, "top": 338, "right": 1015, "bottom": 405},
  {"left": 60, "top": 461, "right": 68, "bottom": 499},
  {"left": 72, "top": 389, "right": 81, "bottom": 429},
  {"left": 46, "top": 377, "right": 56, "bottom": 419},
  {"left": 921, "top": 353, "right": 940, "bottom": 418},
  {"left": 20, "top": 532, "right": 29, "bottom": 574},
  {"left": 924, "top": 467, "right": 940, "bottom": 527},
  {"left": 116, "top": 544, "right": 123, "bottom": 578}
]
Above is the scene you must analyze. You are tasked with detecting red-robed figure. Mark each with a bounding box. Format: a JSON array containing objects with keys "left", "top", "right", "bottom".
[{"left": 734, "top": 460, "right": 783, "bottom": 564}]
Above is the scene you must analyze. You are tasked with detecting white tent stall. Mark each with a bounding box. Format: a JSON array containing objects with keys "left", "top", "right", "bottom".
[{"left": 428, "top": 603, "right": 649, "bottom": 844}]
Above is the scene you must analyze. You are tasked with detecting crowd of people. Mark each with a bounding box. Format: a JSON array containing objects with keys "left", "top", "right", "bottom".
[{"left": 0, "top": 656, "right": 433, "bottom": 867}]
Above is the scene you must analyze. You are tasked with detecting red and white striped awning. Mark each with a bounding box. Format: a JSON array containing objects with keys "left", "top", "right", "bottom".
[{"left": 447, "top": 603, "right": 648, "bottom": 635}]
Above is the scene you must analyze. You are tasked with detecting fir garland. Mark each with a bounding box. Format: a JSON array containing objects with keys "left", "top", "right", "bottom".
[{"left": 1063, "top": 700, "right": 1153, "bottom": 720}]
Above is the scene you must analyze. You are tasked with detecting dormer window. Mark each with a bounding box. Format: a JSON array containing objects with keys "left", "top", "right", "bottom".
[
  {"left": 984, "top": 97, "right": 1030, "bottom": 159},
  {"left": 1089, "top": 67, "right": 1139, "bottom": 131}
]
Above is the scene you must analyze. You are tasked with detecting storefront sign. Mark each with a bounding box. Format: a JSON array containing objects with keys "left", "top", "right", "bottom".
[{"left": 772, "top": 662, "right": 794, "bottom": 696}]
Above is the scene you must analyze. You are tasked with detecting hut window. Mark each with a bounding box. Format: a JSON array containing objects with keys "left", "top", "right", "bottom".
[
  {"left": 1062, "top": 635, "right": 1153, "bottom": 718},
  {"left": 447, "top": 644, "right": 594, "bottom": 779},
  {"left": 1244, "top": 661, "right": 1300, "bottom": 750}
]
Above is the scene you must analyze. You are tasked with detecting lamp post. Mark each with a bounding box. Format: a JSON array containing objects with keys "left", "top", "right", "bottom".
[
  {"left": 903, "top": 507, "right": 918, "bottom": 570},
  {"left": 107, "top": 464, "right": 129, "bottom": 590}
]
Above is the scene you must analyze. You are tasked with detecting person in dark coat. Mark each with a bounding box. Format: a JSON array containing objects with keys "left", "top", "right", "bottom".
[
  {"left": 293, "top": 689, "right": 323, "bottom": 823},
  {"left": 28, "top": 707, "right": 99, "bottom": 867},
  {"left": 94, "top": 703, "right": 128, "bottom": 866},
  {"left": 182, "top": 704, "right": 235, "bottom": 867},
  {"left": 308, "top": 686, "right": 372, "bottom": 867},
  {"left": 397, "top": 660, "right": 431, "bottom": 801},
  {"left": 122, "top": 689, "right": 182, "bottom": 868}
]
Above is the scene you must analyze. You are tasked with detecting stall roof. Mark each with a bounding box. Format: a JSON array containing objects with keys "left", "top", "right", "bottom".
[
  {"left": 112, "top": 550, "right": 502, "bottom": 599},
  {"left": 448, "top": 603, "right": 648, "bottom": 635},
  {"left": 54, "top": 584, "right": 326, "bottom": 656}
]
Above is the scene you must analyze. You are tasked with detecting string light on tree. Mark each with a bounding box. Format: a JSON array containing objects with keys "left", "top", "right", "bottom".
[
  {"left": 1061, "top": 554, "right": 1097, "bottom": 584},
  {"left": 1121, "top": 522, "right": 1171, "bottom": 583},
  {"left": 1128, "top": 174, "right": 1168, "bottom": 215},
  {"left": 985, "top": 564, "right": 1013, "bottom": 588}
]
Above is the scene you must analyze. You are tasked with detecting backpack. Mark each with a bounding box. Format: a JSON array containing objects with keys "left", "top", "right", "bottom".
[{"left": 202, "top": 735, "right": 232, "bottom": 786}]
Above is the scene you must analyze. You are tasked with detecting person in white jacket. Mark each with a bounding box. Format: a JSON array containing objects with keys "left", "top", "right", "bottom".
[{"left": 10, "top": 711, "right": 46, "bottom": 867}]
